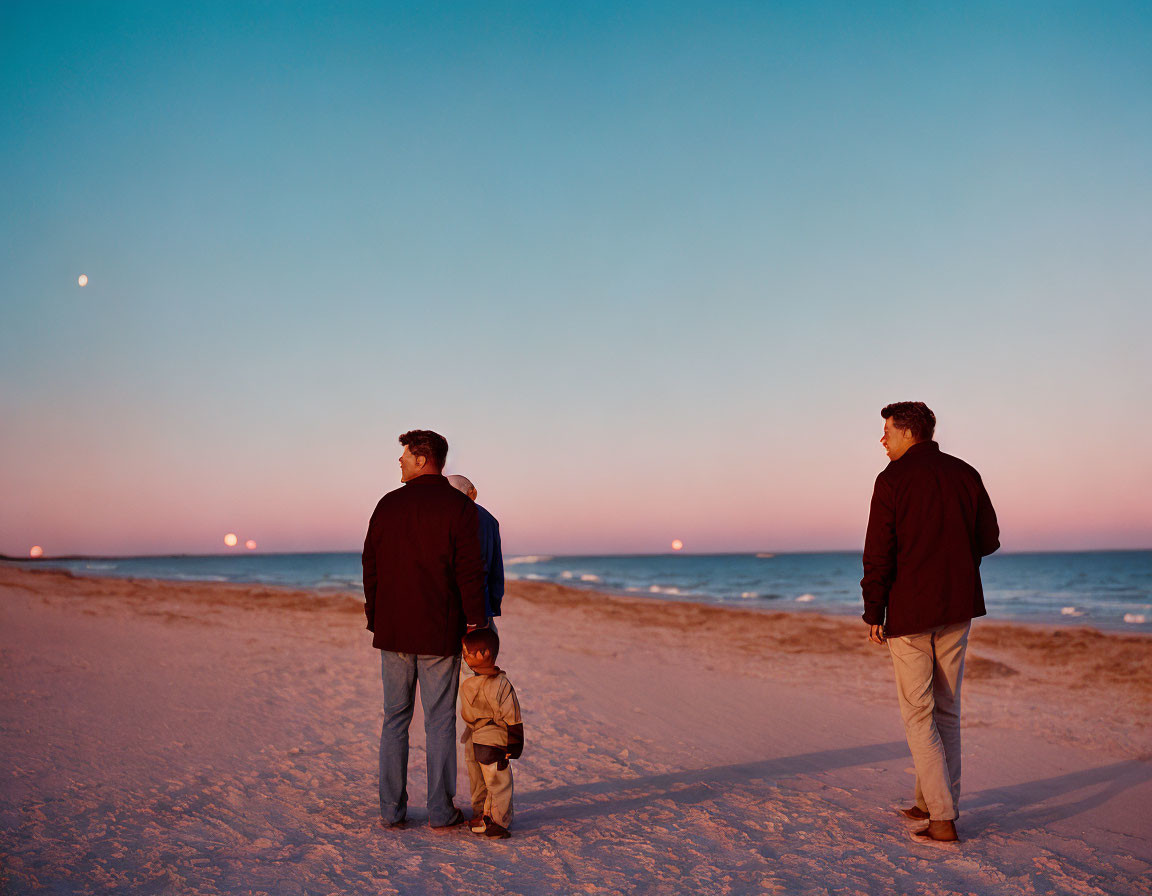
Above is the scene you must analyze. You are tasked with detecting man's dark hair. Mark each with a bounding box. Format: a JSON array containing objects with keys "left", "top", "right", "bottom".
[
  {"left": 462, "top": 627, "right": 499, "bottom": 659},
  {"left": 399, "top": 430, "right": 448, "bottom": 471},
  {"left": 881, "top": 402, "right": 936, "bottom": 442}
]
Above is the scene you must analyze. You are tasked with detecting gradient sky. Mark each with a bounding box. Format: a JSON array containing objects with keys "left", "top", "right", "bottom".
[{"left": 2, "top": 1, "right": 1150, "bottom": 557}]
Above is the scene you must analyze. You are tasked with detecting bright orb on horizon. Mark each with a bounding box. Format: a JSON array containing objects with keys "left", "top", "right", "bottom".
[
  {"left": 245, "top": 540, "right": 257, "bottom": 550},
  {"left": 671, "top": 539, "right": 684, "bottom": 551},
  {"left": 224, "top": 533, "right": 238, "bottom": 547},
  {"left": 77, "top": 274, "right": 88, "bottom": 287},
  {"left": 29, "top": 545, "right": 44, "bottom": 558}
]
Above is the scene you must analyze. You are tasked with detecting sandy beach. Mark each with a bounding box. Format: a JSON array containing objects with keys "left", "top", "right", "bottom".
[{"left": 1, "top": 563, "right": 1150, "bottom": 895}]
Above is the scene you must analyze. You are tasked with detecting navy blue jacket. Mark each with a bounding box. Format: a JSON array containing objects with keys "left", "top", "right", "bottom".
[{"left": 475, "top": 503, "right": 505, "bottom": 618}]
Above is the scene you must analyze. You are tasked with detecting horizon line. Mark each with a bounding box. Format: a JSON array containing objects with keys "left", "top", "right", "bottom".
[{"left": 4, "top": 546, "right": 1150, "bottom": 563}]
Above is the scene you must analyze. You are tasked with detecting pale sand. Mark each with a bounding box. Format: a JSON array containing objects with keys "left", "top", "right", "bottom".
[{"left": 1, "top": 564, "right": 1150, "bottom": 895}]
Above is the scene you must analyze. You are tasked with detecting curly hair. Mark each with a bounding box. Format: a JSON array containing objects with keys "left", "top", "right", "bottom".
[
  {"left": 880, "top": 402, "right": 936, "bottom": 442},
  {"left": 398, "top": 429, "right": 449, "bottom": 471}
]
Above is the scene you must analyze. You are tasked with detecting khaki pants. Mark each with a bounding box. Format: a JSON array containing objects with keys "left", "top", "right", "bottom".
[
  {"left": 464, "top": 738, "right": 514, "bottom": 828},
  {"left": 888, "top": 619, "right": 971, "bottom": 821}
]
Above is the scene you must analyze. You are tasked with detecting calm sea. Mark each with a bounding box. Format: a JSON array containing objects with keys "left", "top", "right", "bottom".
[{"left": 12, "top": 550, "right": 1152, "bottom": 632}]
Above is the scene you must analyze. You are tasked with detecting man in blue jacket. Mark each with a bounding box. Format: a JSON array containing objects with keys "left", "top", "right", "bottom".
[
  {"left": 448, "top": 474, "right": 504, "bottom": 630},
  {"left": 861, "top": 402, "right": 999, "bottom": 843}
]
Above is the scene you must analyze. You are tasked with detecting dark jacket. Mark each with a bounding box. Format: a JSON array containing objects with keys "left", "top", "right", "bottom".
[
  {"left": 475, "top": 503, "right": 504, "bottom": 618},
  {"left": 363, "top": 473, "right": 488, "bottom": 656},
  {"left": 861, "top": 441, "right": 1000, "bottom": 638}
]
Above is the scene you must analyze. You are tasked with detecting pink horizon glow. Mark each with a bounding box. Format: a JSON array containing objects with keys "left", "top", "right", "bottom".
[
  {"left": 8, "top": 478, "right": 1150, "bottom": 558},
  {"left": 4, "top": 404, "right": 1150, "bottom": 558}
]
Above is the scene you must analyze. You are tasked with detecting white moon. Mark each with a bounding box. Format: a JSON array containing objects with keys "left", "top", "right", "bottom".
[{"left": 78, "top": 274, "right": 88, "bottom": 287}]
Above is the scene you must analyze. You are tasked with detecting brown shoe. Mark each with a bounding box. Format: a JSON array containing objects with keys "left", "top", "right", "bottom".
[
  {"left": 484, "top": 819, "right": 511, "bottom": 839},
  {"left": 913, "top": 820, "right": 959, "bottom": 842},
  {"left": 470, "top": 815, "right": 489, "bottom": 834},
  {"left": 901, "top": 806, "right": 930, "bottom": 821}
]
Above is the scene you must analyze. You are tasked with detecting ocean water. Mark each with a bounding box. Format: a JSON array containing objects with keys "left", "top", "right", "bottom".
[{"left": 12, "top": 550, "right": 1152, "bottom": 632}]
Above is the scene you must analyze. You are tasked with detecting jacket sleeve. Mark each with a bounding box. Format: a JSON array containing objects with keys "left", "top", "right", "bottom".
[
  {"left": 860, "top": 472, "right": 897, "bottom": 626},
  {"left": 488, "top": 519, "right": 505, "bottom": 613},
  {"left": 499, "top": 679, "right": 523, "bottom": 758},
  {"left": 453, "top": 501, "right": 488, "bottom": 628},
  {"left": 506, "top": 723, "right": 524, "bottom": 760},
  {"left": 361, "top": 506, "right": 378, "bottom": 632},
  {"left": 975, "top": 476, "right": 1000, "bottom": 558}
]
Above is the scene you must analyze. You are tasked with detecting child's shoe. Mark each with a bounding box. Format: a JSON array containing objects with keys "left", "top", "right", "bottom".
[{"left": 484, "top": 820, "right": 511, "bottom": 839}]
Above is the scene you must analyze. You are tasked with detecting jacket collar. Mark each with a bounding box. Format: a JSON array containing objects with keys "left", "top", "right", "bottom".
[
  {"left": 404, "top": 473, "right": 448, "bottom": 486},
  {"left": 901, "top": 440, "right": 939, "bottom": 458}
]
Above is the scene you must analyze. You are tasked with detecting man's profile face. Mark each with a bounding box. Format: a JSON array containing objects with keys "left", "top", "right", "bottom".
[
  {"left": 399, "top": 446, "right": 425, "bottom": 482},
  {"left": 881, "top": 417, "right": 916, "bottom": 461}
]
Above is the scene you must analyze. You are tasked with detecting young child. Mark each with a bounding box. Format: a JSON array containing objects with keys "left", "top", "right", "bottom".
[{"left": 459, "top": 628, "right": 523, "bottom": 839}]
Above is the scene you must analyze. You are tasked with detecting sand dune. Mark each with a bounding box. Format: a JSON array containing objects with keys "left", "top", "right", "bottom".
[{"left": 1, "top": 564, "right": 1150, "bottom": 895}]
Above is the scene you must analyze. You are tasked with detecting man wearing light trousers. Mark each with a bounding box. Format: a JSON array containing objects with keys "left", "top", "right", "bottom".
[{"left": 861, "top": 401, "right": 1000, "bottom": 843}]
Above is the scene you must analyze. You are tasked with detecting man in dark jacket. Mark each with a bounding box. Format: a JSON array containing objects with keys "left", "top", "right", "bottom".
[
  {"left": 861, "top": 402, "right": 999, "bottom": 843},
  {"left": 363, "top": 429, "right": 488, "bottom": 829}
]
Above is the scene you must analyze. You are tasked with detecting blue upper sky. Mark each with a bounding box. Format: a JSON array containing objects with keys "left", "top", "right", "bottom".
[{"left": 2, "top": 1, "right": 1150, "bottom": 555}]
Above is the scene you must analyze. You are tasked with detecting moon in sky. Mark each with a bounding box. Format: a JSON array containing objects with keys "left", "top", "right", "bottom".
[
  {"left": 29, "top": 545, "right": 44, "bottom": 558},
  {"left": 224, "top": 533, "right": 238, "bottom": 547},
  {"left": 671, "top": 539, "right": 684, "bottom": 551},
  {"left": 245, "top": 540, "right": 257, "bottom": 550},
  {"left": 77, "top": 274, "right": 88, "bottom": 287}
]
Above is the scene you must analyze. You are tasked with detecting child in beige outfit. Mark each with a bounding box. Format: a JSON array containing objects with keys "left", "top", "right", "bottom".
[{"left": 460, "top": 628, "right": 523, "bottom": 839}]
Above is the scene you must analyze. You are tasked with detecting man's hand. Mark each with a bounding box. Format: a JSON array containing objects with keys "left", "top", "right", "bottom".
[{"left": 868, "top": 624, "right": 886, "bottom": 645}]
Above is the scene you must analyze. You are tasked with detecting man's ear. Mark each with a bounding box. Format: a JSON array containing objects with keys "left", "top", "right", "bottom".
[{"left": 414, "top": 455, "right": 427, "bottom": 470}]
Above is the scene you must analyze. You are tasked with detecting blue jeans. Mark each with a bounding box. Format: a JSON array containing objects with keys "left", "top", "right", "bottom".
[{"left": 378, "top": 651, "right": 461, "bottom": 826}]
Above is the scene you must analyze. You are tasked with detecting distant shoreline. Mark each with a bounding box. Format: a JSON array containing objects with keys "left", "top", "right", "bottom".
[
  {"left": 4, "top": 547, "right": 1150, "bottom": 562},
  {"left": 5, "top": 557, "right": 1150, "bottom": 639}
]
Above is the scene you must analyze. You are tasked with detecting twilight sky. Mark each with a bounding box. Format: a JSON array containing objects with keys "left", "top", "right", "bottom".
[{"left": 2, "top": 1, "right": 1150, "bottom": 557}]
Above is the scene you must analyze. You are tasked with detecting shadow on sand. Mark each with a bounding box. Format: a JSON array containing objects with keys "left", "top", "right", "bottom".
[
  {"left": 517, "top": 744, "right": 1152, "bottom": 841},
  {"left": 518, "top": 741, "right": 908, "bottom": 827},
  {"left": 964, "top": 758, "right": 1152, "bottom": 837}
]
